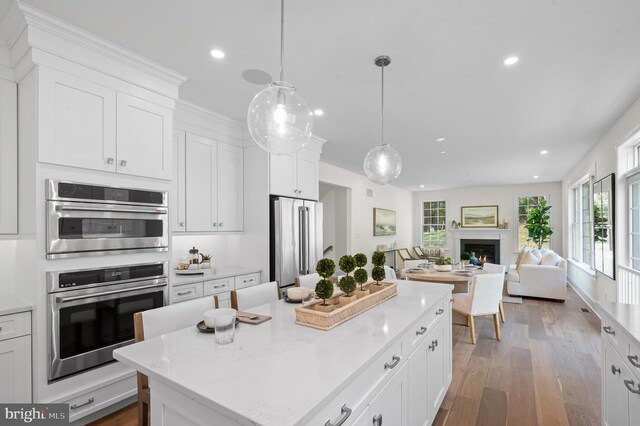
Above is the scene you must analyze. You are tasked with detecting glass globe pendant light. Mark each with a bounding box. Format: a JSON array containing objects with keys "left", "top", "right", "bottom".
[
  {"left": 247, "top": 0, "right": 313, "bottom": 155},
  {"left": 363, "top": 56, "right": 402, "bottom": 185}
]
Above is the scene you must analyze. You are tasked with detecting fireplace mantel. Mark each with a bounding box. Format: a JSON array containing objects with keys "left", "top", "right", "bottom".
[{"left": 452, "top": 228, "right": 510, "bottom": 265}]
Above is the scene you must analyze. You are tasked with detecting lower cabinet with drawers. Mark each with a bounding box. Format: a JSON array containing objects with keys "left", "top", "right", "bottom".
[
  {"left": 170, "top": 270, "right": 261, "bottom": 307},
  {"left": 0, "top": 309, "right": 32, "bottom": 403}
]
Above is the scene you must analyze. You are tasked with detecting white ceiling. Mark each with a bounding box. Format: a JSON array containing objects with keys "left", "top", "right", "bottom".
[{"left": 8, "top": 0, "right": 640, "bottom": 190}]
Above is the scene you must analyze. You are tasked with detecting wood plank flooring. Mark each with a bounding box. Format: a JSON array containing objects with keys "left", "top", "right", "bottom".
[
  {"left": 435, "top": 285, "right": 601, "bottom": 426},
  {"left": 91, "top": 286, "right": 601, "bottom": 426}
]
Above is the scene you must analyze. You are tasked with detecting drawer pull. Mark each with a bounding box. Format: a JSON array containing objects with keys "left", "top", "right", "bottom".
[
  {"left": 213, "top": 285, "right": 226, "bottom": 289},
  {"left": 324, "top": 404, "right": 352, "bottom": 426},
  {"left": 429, "top": 342, "right": 436, "bottom": 351},
  {"left": 416, "top": 326, "right": 427, "bottom": 336},
  {"left": 436, "top": 308, "right": 444, "bottom": 315},
  {"left": 177, "top": 291, "right": 192, "bottom": 296},
  {"left": 629, "top": 355, "right": 640, "bottom": 368},
  {"left": 70, "top": 397, "right": 95, "bottom": 410},
  {"left": 612, "top": 365, "right": 621, "bottom": 375},
  {"left": 120, "top": 160, "right": 127, "bottom": 167},
  {"left": 624, "top": 379, "right": 640, "bottom": 394},
  {"left": 384, "top": 355, "right": 400, "bottom": 370},
  {"left": 603, "top": 326, "right": 616, "bottom": 336},
  {"left": 373, "top": 414, "right": 382, "bottom": 426}
]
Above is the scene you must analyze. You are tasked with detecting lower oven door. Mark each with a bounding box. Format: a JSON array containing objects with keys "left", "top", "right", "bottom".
[
  {"left": 48, "top": 281, "right": 167, "bottom": 382},
  {"left": 46, "top": 200, "right": 169, "bottom": 259}
]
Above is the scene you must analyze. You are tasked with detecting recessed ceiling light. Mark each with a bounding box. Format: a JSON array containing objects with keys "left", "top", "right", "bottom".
[
  {"left": 436, "top": 137, "right": 445, "bottom": 142},
  {"left": 313, "top": 109, "right": 324, "bottom": 116},
  {"left": 503, "top": 56, "right": 519, "bottom": 66},
  {"left": 420, "top": 184, "right": 425, "bottom": 188},
  {"left": 533, "top": 175, "right": 539, "bottom": 179},
  {"left": 440, "top": 150, "right": 446, "bottom": 155},
  {"left": 540, "top": 150, "right": 548, "bottom": 155},
  {"left": 210, "top": 49, "right": 225, "bottom": 59}
]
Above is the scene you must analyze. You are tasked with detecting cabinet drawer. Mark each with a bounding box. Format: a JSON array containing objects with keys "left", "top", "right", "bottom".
[
  {"left": 307, "top": 339, "right": 403, "bottom": 425},
  {"left": 203, "top": 278, "right": 233, "bottom": 296},
  {"left": 64, "top": 374, "right": 136, "bottom": 422},
  {"left": 235, "top": 273, "right": 260, "bottom": 290},
  {"left": 402, "top": 299, "right": 446, "bottom": 357},
  {"left": 602, "top": 315, "right": 622, "bottom": 350},
  {"left": 0, "top": 312, "right": 31, "bottom": 341},
  {"left": 171, "top": 282, "right": 203, "bottom": 303},
  {"left": 623, "top": 332, "right": 640, "bottom": 379}
]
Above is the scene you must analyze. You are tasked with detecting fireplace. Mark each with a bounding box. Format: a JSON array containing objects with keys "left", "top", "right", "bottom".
[{"left": 460, "top": 239, "right": 500, "bottom": 264}]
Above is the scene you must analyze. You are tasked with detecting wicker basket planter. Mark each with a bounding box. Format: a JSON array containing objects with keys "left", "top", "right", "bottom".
[{"left": 295, "top": 282, "right": 397, "bottom": 330}]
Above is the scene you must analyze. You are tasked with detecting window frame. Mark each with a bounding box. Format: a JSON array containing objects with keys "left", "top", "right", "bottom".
[
  {"left": 569, "top": 172, "right": 595, "bottom": 270},
  {"left": 421, "top": 200, "right": 447, "bottom": 249},
  {"left": 514, "top": 194, "right": 552, "bottom": 252}
]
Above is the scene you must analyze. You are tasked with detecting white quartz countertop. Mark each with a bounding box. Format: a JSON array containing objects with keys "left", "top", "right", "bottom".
[
  {"left": 597, "top": 300, "right": 640, "bottom": 345},
  {"left": 0, "top": 295, "right": 32, "bottom": 316},
  {"left": 114, "top": 281, "right": 453, "bottom": 426},
  {"left": 171, "top": 267, "right": 261, "bottom": 286}
]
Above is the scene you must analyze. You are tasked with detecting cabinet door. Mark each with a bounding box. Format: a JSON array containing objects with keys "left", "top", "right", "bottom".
[
  {"left": 172, "top": 130, "right": 186, "bottom": 232},
  {"left": 602, "top": 338, "right": 629, "bottom": 426},
  {"left": 630, "top": 377, "right": 640, "bottom": 425},
  {"left": 217, "top": 143, "right": 243, "bottom": 232},
  {"left": 0, "top": 336, "right": 31, "bottom": 402},
  {"left": 269, "top": 153, "right": 297, "bottom": 197},
  {"left": 39, "top": 68, "right": 116, "bottom": 172},
  {"left": 297, "top": 151, "right": 319, "bottom": 200},
  {"left": 0, "top": 79, "right": 17, "bottom": 234},
  {"left": 116, "top": 93, "right": 172, "bottom": 179},
  {"left": 351, "top": 406, "right": 371, "bottom": 426},
  {"left": 408, "top": 337, "right": 429, "bottom": 426},
  {"left": 185, "top": 134, "right": 217, "bottom": 232},
  {"left": 444, "top": 298, "right": 453, "bottom": 386},
  {"left": 369, "top": 362, "right": 409, "bottom": 426},
  {"left": 427, "top": 323, "right": 446, "bottom": 423}
]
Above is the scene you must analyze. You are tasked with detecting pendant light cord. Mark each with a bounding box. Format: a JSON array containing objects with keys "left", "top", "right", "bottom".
[
  {"left": 381, "top": 63, "right": 385, "bottom": 146},
  {"left": 279, "top": 0, "right": 285, "bottom": 81}
]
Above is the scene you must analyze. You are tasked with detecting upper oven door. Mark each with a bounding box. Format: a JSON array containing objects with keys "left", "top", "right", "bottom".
[{"left": 47, "top": 201, "right": 169, "bottom": 259}]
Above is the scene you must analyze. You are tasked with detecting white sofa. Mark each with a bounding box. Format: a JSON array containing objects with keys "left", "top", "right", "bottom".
[{"left": 506, "top": 252, "right": 567, "bottom": 301}]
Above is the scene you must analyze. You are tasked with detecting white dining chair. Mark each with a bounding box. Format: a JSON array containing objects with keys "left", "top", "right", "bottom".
[
  {"left": 452, "top": 273, "right": 504, "bottom": 344},
  {"left": 384, "top": 266, "right": 397, "bottom": 280},
  {"left": 133, "top": 296, "right": 216, "bottom": 426},
  {"left": 295, "top": 273, "right": 321, "bottom": 289},
  {"left": 482, "top": 263, "right": 507, "bottom": 323},
  {"left": 231, "top": 281, "right": 281, "bottom": 310}
]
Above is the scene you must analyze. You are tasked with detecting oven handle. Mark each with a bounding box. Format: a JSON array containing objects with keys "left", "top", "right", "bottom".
[
  {"left": 55, "top": 283, "right": 166, "bottom": 303},
  {"left": 55, "top": 204, "right": 168, "bottom": 215}
]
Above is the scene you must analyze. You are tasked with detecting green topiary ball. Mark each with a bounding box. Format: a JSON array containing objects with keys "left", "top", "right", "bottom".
[
  {"left": 371, "top": 251, "right": 386, "bottom": 267},
  {"left": 353, "top": 253, "right": 367, "bottom": 268},
  {"left": 354, "top": 268, "right": 368, "bottom": 285},
  {"left": 316, "top": 258, "right": 336, "bottom": 279},
  {"left": 315, "top": 278, "right": 334, "bottom": 303},
  {"left": 339, "top": 275, "right": 357, "bottom": 295},
  {"left": 338, "top": 255, "right": 356, "bottom": 274},
  {"left": 371, "top": 265, "right": 386, "bottom": 282}
]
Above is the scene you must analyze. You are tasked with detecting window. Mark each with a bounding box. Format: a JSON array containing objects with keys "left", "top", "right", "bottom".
[
  {"left": 517, "top": 195, "right": 550, "bottom": 250},
  {"left": 422, "top": 201, "right": 446, "bottom": 248},
  {"left": 630, "top": 179, "right": 640, "bottom": 269},
  {"left": 570, "top": 179, "right": 592, "bottom": 266}
]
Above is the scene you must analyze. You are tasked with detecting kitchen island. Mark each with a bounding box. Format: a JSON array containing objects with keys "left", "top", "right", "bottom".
[{"left": 114, "top": 281, "right": 453, "bottom": 426}]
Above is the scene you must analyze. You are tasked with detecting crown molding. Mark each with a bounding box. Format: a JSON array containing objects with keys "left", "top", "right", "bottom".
[{"left": 175, "top": 99, "right": 243, "bottom": 131}]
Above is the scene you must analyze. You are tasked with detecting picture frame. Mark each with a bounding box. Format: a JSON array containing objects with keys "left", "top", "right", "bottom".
[
  {"left": 373, "top": 208, "right": 396, "bottom": 236},
  {"left": 460, "top": 205, "right": 499, "bottom": 228}
]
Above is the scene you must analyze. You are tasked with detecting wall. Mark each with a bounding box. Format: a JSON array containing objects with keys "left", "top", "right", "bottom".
[
  {"left": 562, "top": 95, "right": 640, "bottom": 305},
  {"left": 412, "top": 182, "right": 563, "bottom": 265},
  {"left": 319, "top": 162, "right": 414, "bottom": 261},
  {"left": 319, "top": 183, "right": 350, "bottom": 262}
]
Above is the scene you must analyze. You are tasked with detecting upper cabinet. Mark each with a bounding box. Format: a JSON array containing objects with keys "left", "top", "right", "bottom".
[
  {"left": 38, "top": 68, "right": 173, "bottom": 180},
  {"left": 269, "top": 141, "right": 323, "bottom": 200},
  {"left": 0, "top": 79, "right": 17, "bottom": 234},
  {"left": 174, "top": 132, "right": 243, "bottom": 233}
]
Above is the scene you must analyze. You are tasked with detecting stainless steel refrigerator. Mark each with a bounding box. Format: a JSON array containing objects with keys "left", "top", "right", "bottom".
[{"left": 271, "top": 197, "right": 323, "bottom": 289}]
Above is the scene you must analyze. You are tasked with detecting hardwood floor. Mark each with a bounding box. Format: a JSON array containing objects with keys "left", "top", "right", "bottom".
[
  {"left": 435, "top": 285, "right": 601, "bottom": 426},
  {"left": 91, "top": 286, "right": 601, "bottom": 426}
]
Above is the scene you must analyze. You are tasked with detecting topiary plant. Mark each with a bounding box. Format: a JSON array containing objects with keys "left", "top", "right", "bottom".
[
  {"left": 338, "top": 255, "right": 356, "bottom": 274},
  {"left": 371, "top": 266, "right": 386, "bottom": 284},
  {"left": 371, "top": 251, "right": 386, "bottom": 267},
  {"left": 354, "top": 253, "right": 367, "bottom": 268},
  {"left": 460, "top": 252, "right": 471, "bottom": 261},
  {"left": 315, "top": 258, "right": 335, "bottom": 305},
  {"left": 353, "top": 253, "right": 368, "bottom": 291},
  {"left": 316, "top": 258, "right": 336, "bottom": 278},
  {"left": 338, "top": 255, "right": 357, "bottom": 295}
]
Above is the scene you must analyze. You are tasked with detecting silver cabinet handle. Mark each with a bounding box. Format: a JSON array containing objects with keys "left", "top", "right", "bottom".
[
  {"left": 384, "top": 355, "right": 400, "bottom": 370},
  {"left": 436, "top": 308, "right": 444, "bottom": 315},
  {"left": 324, "top": 404, "right": 352, "bottom": 426},
  {"left": 629, "top": 355, "right": 640, "bottom": 368},
  {"left": 416, "top": 326, "right": 427, "bottom": 336},
  {"left": 434, "top": 339, "right": 439, "bottom": 347},
  {"left": 429, "top": 341, "right": 437, "bottom": 351},
  {"left": 373, "top": 414, "right": 382, "bottom": 426},
  {"left": 219, "top": 223, "right": 223, "bottom": 227},
  {"left": 70, "top": 397, "right": 95, "bottom": 410},
  {"left": 612, "top": 365, "right": 621, "bottom": 375},
  {"left": 179, "top": 221, "right": 185, "bottom": 227},
  {"left": 213, "top": 285, "right": 225, "bottom": 289},
  {"left": 213, "top": 223, "right": 218, "bottom": 227},
  {"left": 603, "top": 326, "right": 615, "bottom": 335},
  {"left": 106, "top": 157, "right": 114, "bottom": 164},
  {"left": 0, "top": 326, "right": 2, "bottom": 331},
  {"left": 625, "top": 379, "right": 640, "bottom": 394},
  {"left": 120, "top": 160, "right": 127, "bottom": 166},
  {"left": 177, "top": 291, "right": 192, "bottom": 296}
]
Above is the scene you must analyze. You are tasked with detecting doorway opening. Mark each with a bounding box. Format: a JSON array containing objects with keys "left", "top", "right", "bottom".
[{"left": 319, "top": 182, "right": 351, "bottom": 262}]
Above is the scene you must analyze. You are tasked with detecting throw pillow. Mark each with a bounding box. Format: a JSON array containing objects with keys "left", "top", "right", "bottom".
[
  {"left": 518, "top": 251, "right": 540, "bottom": 268},
  {"left": 540, "top": 252, "right": 559, "bottom": 266},
  {"left": 515, "top": 247, "right": 530, "bottom": 269},
  {"left": 530, "top": 249, "right": 543, "bottom": 261}
]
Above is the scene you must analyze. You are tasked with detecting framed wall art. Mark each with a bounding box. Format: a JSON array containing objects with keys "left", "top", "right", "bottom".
[
  {"left": 461, "top": 205, "right": 499, "bottom": 228},
  {"left": 373, "top": 208, "right": 396, "bottom": 236}
]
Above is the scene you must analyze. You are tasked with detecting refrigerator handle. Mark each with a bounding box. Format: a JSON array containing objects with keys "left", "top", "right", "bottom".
[
  {"left": 298, "top": 206, "right": 305, "bottom": 274},
  {"left": 305, "top": 207, "right": 311, "bottom": 274}
]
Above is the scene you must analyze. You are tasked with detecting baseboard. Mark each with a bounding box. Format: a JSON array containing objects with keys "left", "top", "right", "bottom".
[{"left": 566, "top": 279, "right": 600, "bottom": 318}]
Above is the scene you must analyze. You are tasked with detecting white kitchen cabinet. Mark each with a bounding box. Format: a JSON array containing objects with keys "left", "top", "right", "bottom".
[
  {"left": 0, "top": 78, "right": 17, "bottom": 234},
  {"left": 269, "top": 147, "right": 320, "bottom": 200},
  {"left": 603, "top": 337, "right": 630, "bottom": 426},
  {"left": 408, "top": 335, "right": 429, "bottom": 426},
  {"left": 369, "top": 362, "right": 409, "bottom": 426},
  {"left": 351, "top": 406, "right": 371, "bottom": 426},
  {"left": 116, "top": 93, "right": 172, "bottom": 179},
  {"left": 171, "top": 130, "right": 186, "bottom": 232},
  {"left": 183, "top": 133, "right": 243, "bottom": 233},
  {"left": 38, "top": 67, "right": 173, "bottom": 180},
  {"left": 426, "top": 324, "right": 446, "bottom": 423},
  {"left": 0, "top": 310, "right": 32, "bottom": 403}
]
